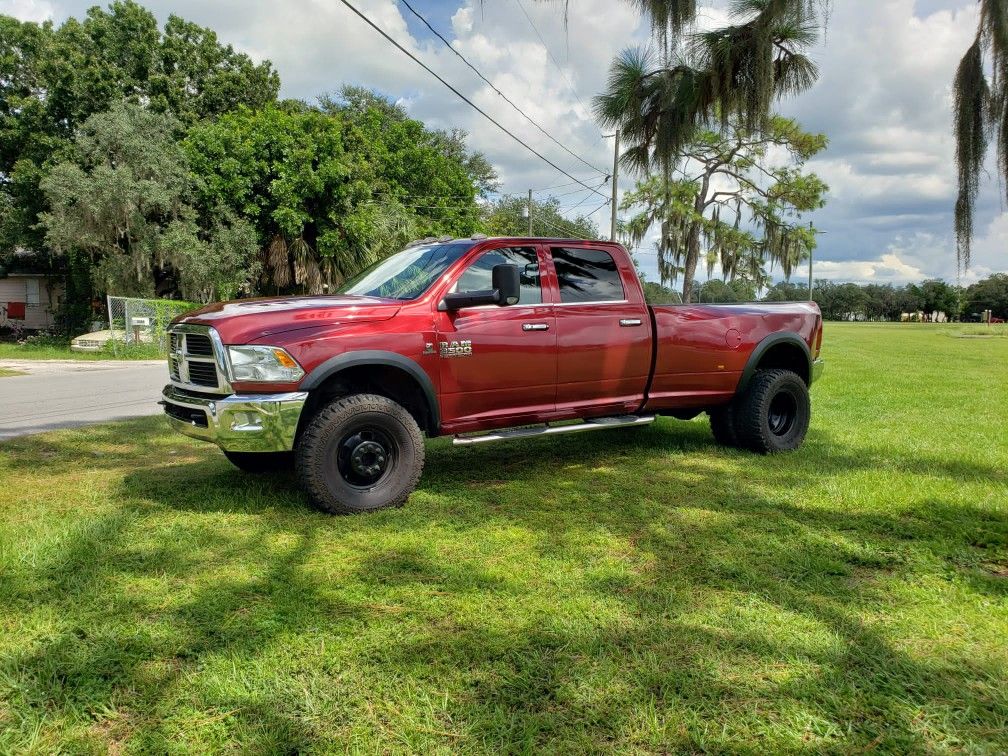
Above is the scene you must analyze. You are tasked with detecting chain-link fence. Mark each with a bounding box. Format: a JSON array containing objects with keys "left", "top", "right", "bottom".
[{"left": 105, "top": 296, "right": 197, "bottom": 353}]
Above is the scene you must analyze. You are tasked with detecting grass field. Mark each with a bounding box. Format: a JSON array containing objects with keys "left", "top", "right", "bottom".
[
  {"left": 0, "top": 323, "right": 1005, "bottom": 753},
  {"left": 0, "top": 342, "right": 163, "bottom": 361}
]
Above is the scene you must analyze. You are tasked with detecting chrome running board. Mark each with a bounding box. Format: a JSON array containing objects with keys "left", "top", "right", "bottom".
[{"left": 452, "top": 414, "right": 655, "bottom": 446}]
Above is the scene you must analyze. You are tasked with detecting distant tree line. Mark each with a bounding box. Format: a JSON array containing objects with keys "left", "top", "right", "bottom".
[{"left": 640, "top": 274, "right": 1008, "bottom": 321}]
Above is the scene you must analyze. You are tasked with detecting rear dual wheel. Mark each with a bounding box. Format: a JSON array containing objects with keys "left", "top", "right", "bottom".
[{"left": 709, "top": 369, "right": 810, "bottom": 453}]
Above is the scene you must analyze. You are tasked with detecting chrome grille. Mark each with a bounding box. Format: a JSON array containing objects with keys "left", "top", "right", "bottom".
[
  {"left": 185, "top": 333, "right": 214, "bottom": 356},
  {"left": 167, "top": 326, "right": 229, "bottom": 394},
  {"left": 187, "top": 361, "right": 218, "bottom": 388}
]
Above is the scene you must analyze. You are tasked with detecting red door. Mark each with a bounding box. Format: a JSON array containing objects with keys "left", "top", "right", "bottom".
[
  {"left": 435, "top": 245, "right": 557, "bottom": 432},
  {"left": 547, "top": 245, "right": 652, "bottom": 417}
]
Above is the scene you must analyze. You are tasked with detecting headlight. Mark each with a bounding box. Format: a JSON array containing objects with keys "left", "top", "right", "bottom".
[{"left": 227, "top": 345, "right": 305, "bottom": 382}]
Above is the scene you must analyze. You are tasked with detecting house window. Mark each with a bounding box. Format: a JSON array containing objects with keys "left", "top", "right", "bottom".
[{"left": 26, "top": 279, "right": 40, "bottom": 305}]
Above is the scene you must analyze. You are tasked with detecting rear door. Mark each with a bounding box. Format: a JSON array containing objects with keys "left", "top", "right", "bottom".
[
  {"left": 548, "top": 245, "right": 652, "bottom": 416},
  {"left": 435, "top": 244, "right": 557, "bottom": 430}
]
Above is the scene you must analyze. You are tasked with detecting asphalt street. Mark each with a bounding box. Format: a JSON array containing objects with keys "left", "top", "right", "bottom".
[{"left": 0, "top": 359, "right": 167, "bottom": 439}]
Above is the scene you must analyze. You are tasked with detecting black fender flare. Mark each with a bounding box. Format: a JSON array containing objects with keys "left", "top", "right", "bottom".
[
  {"left": 300, "top": 350, "right": 440, "bottom": 432},
  {"left": 737, "top": 332, "right": 812, "bottom": 393}
]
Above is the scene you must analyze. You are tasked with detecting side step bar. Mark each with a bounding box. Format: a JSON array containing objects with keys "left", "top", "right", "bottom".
[{"left": 453, "top": 414, "right": 655, "bottom": 446}]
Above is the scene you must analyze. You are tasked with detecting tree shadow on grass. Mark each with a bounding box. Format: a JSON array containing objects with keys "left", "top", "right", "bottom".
[{"left": 2, "top": 416, "right": 1006, "bottom": 751}]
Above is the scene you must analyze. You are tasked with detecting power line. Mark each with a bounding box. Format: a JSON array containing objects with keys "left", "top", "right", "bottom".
[
  {"left": 534, "top": 213, "right": 591, "bottom": 239},
  {"left": 565, "top": 179, "right": 611, "bottom": 212},
  {"left": 531, "top": 179, "right": 584, "bottom": 193},
  {"left": 336, "top": 0, "right": 610, "bottom": 201},
  {"left": 398, "top": 0, "right": 608, "bottom": 176},
  {"left": 511, "top": 0, "right": 606, "bottom": 147},
  {"left": 551, "top": 183, "right": 605, "bottom": 199},
  {"left": 582, "top": 197, "right": 612, "bottom": 218}
]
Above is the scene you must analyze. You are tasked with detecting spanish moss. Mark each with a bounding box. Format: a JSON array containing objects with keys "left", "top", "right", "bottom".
[{"left": 953, "top": 36, "right": 992, "bottom": 270}]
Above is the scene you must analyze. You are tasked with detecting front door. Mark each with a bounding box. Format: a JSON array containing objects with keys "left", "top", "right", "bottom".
[{"left": 435, "top": 245, "right": 557, "bottom": 431}]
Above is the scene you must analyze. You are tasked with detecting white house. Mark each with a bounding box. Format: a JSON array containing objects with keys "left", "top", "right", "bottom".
[{"left": 0, "top": 273, "right": 64, "bottom": 330}]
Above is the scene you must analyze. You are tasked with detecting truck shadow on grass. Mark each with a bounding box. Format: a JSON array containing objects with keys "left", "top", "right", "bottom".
[{"left": 1, "top": 416, "right": 1006, "bottom": 751}]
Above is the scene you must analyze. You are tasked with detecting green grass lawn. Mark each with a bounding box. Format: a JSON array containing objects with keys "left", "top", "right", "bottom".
[
  {"left": 0, "top": 323, "right": 1005, "bottom": 753},
  {"left": 0, "top": 342, "right": 162, "bottom": 361}
]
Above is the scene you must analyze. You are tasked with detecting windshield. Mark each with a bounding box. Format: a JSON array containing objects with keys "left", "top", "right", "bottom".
[{"left": 336, "top": 242, "right": 477, "bottom": 300}]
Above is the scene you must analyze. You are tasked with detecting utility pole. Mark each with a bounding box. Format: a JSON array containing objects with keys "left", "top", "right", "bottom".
[
  {"left": 528, "top": 189, "right": 533, "bottom": 236},
  {"left": 610, "top": 129, "right": 620, "bottom": 241},
  {"left": 807, "top": 221, "right": 826, "bottom": 301},
  {"left": 808, "top": 221, "right": 814, "bottom": 300}
]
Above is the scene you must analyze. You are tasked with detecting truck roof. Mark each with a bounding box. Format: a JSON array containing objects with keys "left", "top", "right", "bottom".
[{"left": 406, "top": 234, "right": 619, "bottom": 247}]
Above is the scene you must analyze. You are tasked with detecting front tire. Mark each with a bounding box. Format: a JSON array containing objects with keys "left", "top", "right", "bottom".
[
  {"left": 223, "top": 450, "right": 294, "bottom": 473},
  {"left": 295, "top": 394, "right": 425, "bottom": 515},
  {"left": 734, "top": 369, "right": 810, "bottom": 453}
]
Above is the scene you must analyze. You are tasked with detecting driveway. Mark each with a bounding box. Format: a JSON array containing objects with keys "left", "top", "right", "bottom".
[{"left": 0, "top": 359, "right": 167, "bottom": 439}]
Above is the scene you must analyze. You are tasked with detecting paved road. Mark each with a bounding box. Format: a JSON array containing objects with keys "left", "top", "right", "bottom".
[{"left": 0, "top": 359, "right": 167, "bottom": 439}]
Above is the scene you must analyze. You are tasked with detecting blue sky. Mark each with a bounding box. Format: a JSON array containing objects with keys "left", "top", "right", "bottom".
[{"left": 5, "top": 0, "right": 1004, "bottom": 285}]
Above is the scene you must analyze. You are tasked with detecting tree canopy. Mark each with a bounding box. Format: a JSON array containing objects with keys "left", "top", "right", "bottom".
[
  {"left": 0, "top": 1, "right": 279, "bottom": 256},
  {"left": 184, "top": 98, "right": 490, "bottom": 294},
  {"left": 963, "top": 272, "right": 1008, "bottom": 319},
  {"left": 620, "top": 115, "right": 827, "bottom": 301},
  {"left": 40, "top": 102, "right": 260, "bottom": 301},
  {"left": 481, "top": 195, "right": 600, "bottom": 239}
]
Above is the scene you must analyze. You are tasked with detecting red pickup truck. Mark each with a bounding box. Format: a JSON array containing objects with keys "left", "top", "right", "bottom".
[{"left": 162, "top": 237, "right": 823, "bottom": 514}]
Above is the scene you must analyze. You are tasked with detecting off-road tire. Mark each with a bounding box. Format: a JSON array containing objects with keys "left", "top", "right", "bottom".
[
  {"left": 708, "top": 402, "right": 739, "bottom": 447},
  {"left": 223, "top": 450, "right": 294, "bottom": 473},
  {"left": 734, "top": 369, "right": 810, "bottom": 454},
  {"left": 295, "top": 393, "right": 425, "bottom": 515}
]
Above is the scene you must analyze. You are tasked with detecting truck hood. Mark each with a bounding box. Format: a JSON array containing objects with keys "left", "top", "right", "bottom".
[{"left": 174, "top": 295, "right": 403, "bottom": 343}]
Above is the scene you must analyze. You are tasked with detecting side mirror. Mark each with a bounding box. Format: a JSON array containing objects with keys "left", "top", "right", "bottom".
[
  {"left": 441, "top": 264, "right": 521, "bottom": 311},
  {"left": 492, "top": 263, "right": 520, "bottom": 306}
]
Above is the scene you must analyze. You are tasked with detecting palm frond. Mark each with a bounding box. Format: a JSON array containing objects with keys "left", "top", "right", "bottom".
[
  {"left": 265, "top": 234, "right": 291, "bottom": 289},
  {"left": 289, "top": 236, "right": 322, "bottom": 294}
]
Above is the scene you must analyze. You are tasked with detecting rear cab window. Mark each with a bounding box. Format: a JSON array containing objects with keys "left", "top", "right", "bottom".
[{"left": 551, "top": 247, "right": 626, "bottom": 303}]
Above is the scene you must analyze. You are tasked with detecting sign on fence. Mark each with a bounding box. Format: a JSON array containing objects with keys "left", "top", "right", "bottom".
[{"left": 106, "top": 296, "right": 196, "bottom": 351}]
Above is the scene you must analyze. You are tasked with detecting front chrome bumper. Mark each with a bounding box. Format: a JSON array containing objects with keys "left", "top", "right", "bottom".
[
  {"left": 812, "top": 358, "right": 825, "bottom": 384},
  {"left": 161, "top": 384, "right": 308, "bottom": 452}
]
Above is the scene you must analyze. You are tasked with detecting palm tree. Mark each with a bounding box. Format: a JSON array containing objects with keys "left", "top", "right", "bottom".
[
  {"left": 546, "top": 0, "right": 824, "bottom": 169},
  {"left": 953, "top": 0, "right": 1008, "bottom": 270}
]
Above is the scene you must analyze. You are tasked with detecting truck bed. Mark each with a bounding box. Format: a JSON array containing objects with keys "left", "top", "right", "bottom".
[{"left": 644, "top": 301, "right": 822, "bottom": 410}]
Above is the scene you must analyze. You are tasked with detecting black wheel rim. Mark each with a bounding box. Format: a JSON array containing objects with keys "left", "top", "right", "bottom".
[
  {"left": 767, "top": 391, "right": 798, "bottom": 436},
  {"left": 335, "top": 426, "right": 396, "bottom": 488}
]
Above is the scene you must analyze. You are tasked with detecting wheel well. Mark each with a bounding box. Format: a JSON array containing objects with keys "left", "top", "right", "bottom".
[
  {"left": 756, "top": 342, "right": 811, "bottom": 385},
  {"left": 298, "top": 365, "right": 436, "bottom": 439}
]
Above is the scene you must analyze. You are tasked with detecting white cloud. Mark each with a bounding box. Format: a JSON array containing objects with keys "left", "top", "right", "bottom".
[
  {"left": 813, "top": 253, "right": 926, "bottom": 284},
  {"left": 2, "top": 0, "right": 54, "bottom": 21}
]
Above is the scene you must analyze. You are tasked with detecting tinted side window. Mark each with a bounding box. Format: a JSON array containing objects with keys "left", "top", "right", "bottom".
[
  {"left": 552, "top": 247, "right": 625, "bottom": 303},
  {"left": 453, "top": 247, "right": 542, "bottom": 305}
]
